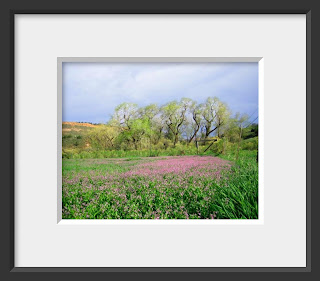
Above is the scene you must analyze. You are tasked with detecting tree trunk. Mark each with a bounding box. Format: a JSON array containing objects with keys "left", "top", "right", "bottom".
[
  {"left": 132, "top": 137, "right": 138, "bottom": 150},
  {"left": 195, "top": 140, "right": 199, "bottom": 155},
  {"left": 236, "top": 127, "right": 243, "bottom": 161},
  {"left": 149, "top": 136, "right": 152, "bottom": 157},
  {"left": 188, "top": 125, "right": 200, "bottom": 144},
  {"left": 205, "top": 126, "right": 218, "bottom": 139},
  {"left": 222, "top": 137, "right": 227, "bottom": 155},
  {"left": 174, "top": 133, "right": 179, "bottom": 146}
]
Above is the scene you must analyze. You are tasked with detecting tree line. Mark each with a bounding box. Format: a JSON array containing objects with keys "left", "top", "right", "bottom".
[{"left": 86, "top": 97, "right": 258, "bottom": 153}]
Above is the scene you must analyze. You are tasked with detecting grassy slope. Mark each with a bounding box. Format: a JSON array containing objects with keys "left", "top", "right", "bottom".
[{"left": 62, "top": 122, "right": 97, "bottom": 149}]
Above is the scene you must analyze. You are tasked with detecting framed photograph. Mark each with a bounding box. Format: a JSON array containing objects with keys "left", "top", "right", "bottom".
[
  {"left": 58, "top": 57, "right": 261, "bottom": 222},
  {"left": 2, "top": 4, "right": 313, "bottom": 277}
]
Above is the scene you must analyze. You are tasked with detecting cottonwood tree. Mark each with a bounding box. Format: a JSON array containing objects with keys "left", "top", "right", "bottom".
[
  {"left": 201, "top": 97, "right": 230, "bottom": 138},
  {"left": 161, "top": 98, "right": 192, "bottom": 146},
  {"left": 139, "top": 104, "right": 163, "bottom": 144},
  {"left": 181, "top": 116, "right": 194, "bottom": 143},
  {"left": 111, "top": 102, "right": 146, "bottom": 149},
  {"left": 219, "top": 118, "right": 238, "bottom": 154},
  {"left": 215, "top": 100, "right": 231, "bottom": 138},
  {"left": 188, "top": 102, "right": 203, "bottom": 143},
  {"left": 112, "top": 102, "right": 139, "bottom": 129},
  {"left": 102, "top": 97, "right": 253, "bottom": 152},
  {"left": 234, "top": 113, "right": 250, "bottom": 160},
  {"left": 139, "top": 104, "right": 159, "bottom": 122},
  {"left": 87, "top": 125, "right": 120, "bottom": 150},
  {"left": 152, "top": 114, "right": 166, "bottom": 144},
  {"left": 122, "top": 117, "right": 151, "bottom": 150}
]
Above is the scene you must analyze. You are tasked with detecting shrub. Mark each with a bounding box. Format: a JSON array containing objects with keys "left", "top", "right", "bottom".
[
  {"left": 155, "top": 138, "right": 173, "bottom": 150},
  {"left": 210, "top": 139, "right": 223, "bottom": 154},
  {"left": 241, "top": 137, "right": 258, "bottom": 150}
]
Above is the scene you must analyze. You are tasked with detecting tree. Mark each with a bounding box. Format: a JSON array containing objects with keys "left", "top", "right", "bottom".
[
  {"left": 139, "top": 104, "right": 159, "bottom": 122},
  {"left": 111, "top": 102, "right": 142, "bottom": 149},
  {"left": 242, "top": 123, "right": 258, "bottom": 139},
  {"left": 112, "top": 102, "right": 139, "bottom": 129},
  {"left": 234, "top": 113, "right": 250, "bottom": 160},
  {"left": 201, "top": 97, "right": 230, "bottom": 138},
  {"left": 161, "top": 98, "right": 192, "bottom": 146},
  {"left": 139, "top": 104, "right": 163, "bottom": 145},
  {"left": 101, "top": 97, "right": 255, "bottom": 154},
  {"left": 188, "top": 102, "right": 203, "bottom": 143},
  {"left": 152, "top": 114, "right": 166, "bottom": 144},
  {"left": 124, "top": 118, "right": 152, "bottom": 150},
  {"left": 181, "top": 115, "right": 194, "bottom": 143},
  {"left": 87, "top": 125, "right": 120, "bottom": 150},
  {"left": 219, "top": 118, "right": 238, "bottom": 154}
]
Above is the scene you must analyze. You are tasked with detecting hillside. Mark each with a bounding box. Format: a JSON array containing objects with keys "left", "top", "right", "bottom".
[
  {"left": 62, "top": 122, "right": 99, "bottom": 149},
  {"left": 63, "top": 121, "right": 99, "bottom": 131}
]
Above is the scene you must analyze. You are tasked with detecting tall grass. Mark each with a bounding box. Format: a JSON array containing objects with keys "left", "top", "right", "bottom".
[
  {"left": 62, "top": 150, "right": 258, "bottom": 219},
  {"left": 62, "top": 146, "right": 199, "bottom": 159},
  {"left": 213, "top": 150, "right": 258, "bottom": 219},
  {"left": 62, "top": 138, "right": 258, "bottom": 160}
]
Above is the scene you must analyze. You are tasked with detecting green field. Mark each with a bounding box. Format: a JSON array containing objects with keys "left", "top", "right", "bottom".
[
  {"left": 62, "top": 150, "right": 258, "bottom": 219},
  {"left": 61, "top": 97, "right": 259, "bottom": 220}
]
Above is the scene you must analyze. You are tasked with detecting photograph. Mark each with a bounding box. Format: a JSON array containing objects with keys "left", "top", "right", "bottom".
[{"left": 62, "top": 61, "right": 259, "bottom": 219}]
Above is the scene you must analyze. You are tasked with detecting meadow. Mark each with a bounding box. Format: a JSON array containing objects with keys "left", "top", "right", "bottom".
[
  {"left": 62, "top": 97, "right": 259, "bottom": 219},
  {"left": 62, "top": 150, "right": 258, "bottom": 219}
]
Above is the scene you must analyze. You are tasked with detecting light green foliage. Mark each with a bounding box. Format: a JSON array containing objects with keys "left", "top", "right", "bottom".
[
  {"left": 112, "top": 102, "right": 139, "bottom": 128},
  {"left": 241, "top": 137, "right": 258, "bottom": 150},
  {"left": 86, "top": 125, "right": 120, "bottom": 150},
  {"left": 201, "top": 97, "right": 231, "bottom": 138},
  {"left": 121, "top": 117, "right": 152, "bottom": 150},
  {"left": 161, "top": 98, "right": 193, "bottom": 146},
  {"left": 63, "top": 97, "right": 258, "bottom": 159},
  {"left": 243, "top": 124, "right": 258, "bottom": 139},
  {"left": 140, "top": 103, "right": 159, "bottom": 121}
]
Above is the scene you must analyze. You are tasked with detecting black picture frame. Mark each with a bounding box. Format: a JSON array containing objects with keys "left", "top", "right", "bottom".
[{"left": 1, "top": 0, "right": 315, "bottom": 279}]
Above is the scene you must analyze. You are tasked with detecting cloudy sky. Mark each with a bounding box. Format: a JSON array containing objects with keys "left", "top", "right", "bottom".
[{"left": 62, "top": 62, "right": 258, "bottom": 124}]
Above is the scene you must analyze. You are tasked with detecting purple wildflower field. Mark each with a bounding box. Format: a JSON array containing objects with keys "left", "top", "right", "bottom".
[
  {"left": 122, "top": 156, "right": 229, "bottom": 179},
  {"left": 62, "top": 155, "right": 244, "bottom": 219}
]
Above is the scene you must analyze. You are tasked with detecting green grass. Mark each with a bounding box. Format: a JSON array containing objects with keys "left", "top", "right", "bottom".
[
  {"left": 62, "top": 150, "right": 258, "bottom": 219},
  {"left": 213, "top": 151, "right": 258, "bottom": 218},
  {"left": 62, "top": 158, "right": 146, "bottom": 178},
  {"left": 62, "top": 147, "right": 200, "bottom": 159}
]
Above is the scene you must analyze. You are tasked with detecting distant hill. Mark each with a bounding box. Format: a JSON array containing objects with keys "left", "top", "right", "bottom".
[
  {"left": 62, "top": 122, "right": 99, "bottom": 149},
  {"left": 63, "top": 121, "right": 99, "bottom": 129}
]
